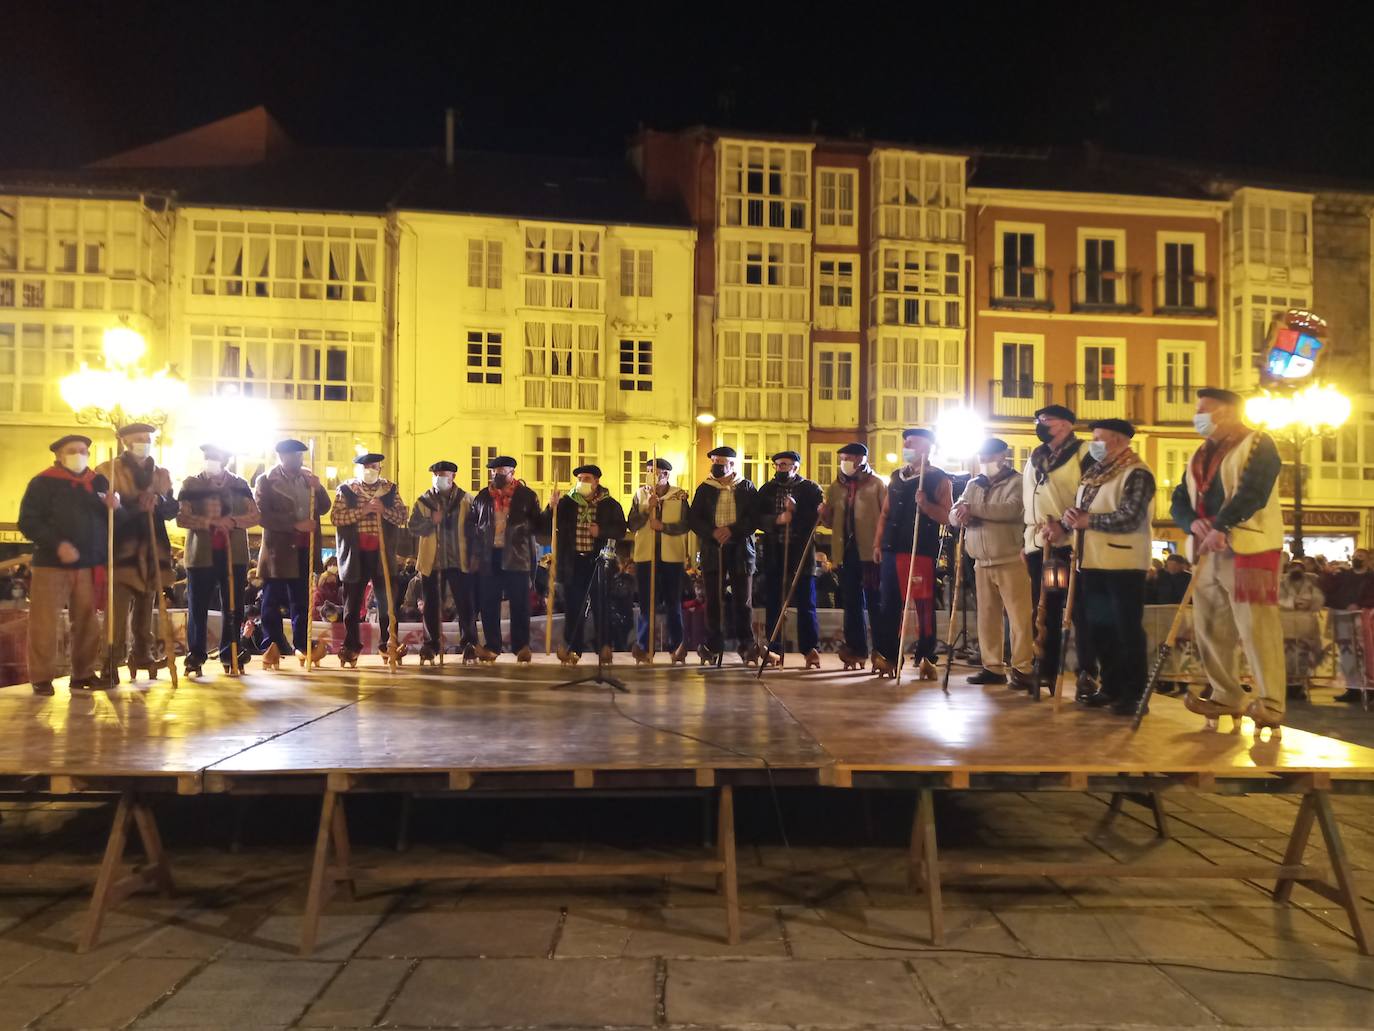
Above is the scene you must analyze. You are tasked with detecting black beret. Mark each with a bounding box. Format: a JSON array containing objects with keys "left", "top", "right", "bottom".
[
  {"left": 1197, "top": 387, "right": 1241, "bottom": 405},
  {"left": 354, "top": 452, "right": 385, "bottom": 465},
  {"left": 772, "top": 450, "right": 801, "bottom": 463},
  {"left": 275, "top": 439, "right": 308, "bottom": 453},
  {"left": 573, "top": 464, "right": 602, "bottom": 478},
  {"left": 487, "top": 455, "right": 517, "bottom": 469},
  {"left": 49, "top": 434, "right": 91, "bottom": 453},
  {"left": 1089, "top": 418, "right": 1135, "bottom": 438},
  {"left": 200, "top": 444, "right": 232, "bottom": 462},
  {"left": 902, "top": 428, "right": 934, "bottom": 441},
  {"left": 117, "top": 422, "right": 156, "bottom": 437},
  {"left": 429, "top": 460, "right": 458, "bottom": 474},
  {"left": 1034, "top": 405, "right": 1076, "bottom": 423},
  {"left": 644, "top": 457, "right": 672, "bottom": 471},
  {"left": 707, "top": 445, "right": 737, "bottom": 458},
  {"left": 837, "top": 442, "right": 868, "bottom": 457},
  {"left": 978, "top": 437, "right": 1010, "bottom": 457}
]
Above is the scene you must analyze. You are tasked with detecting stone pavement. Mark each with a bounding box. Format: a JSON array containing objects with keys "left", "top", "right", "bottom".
[{"left": 1, "top": 782, "right": 1374, "bottom": 1030}]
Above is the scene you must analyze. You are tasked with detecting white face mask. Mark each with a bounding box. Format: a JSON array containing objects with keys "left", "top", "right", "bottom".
[
  {"left": 129, "top": 442, "right": 153, "bottom": 459},
  {"left": 433, "top": 474, "right": 453, "bottom": 491},
  {"left": 839, "top": 459, "right": 858, "bottom": 476},
  {"left": 62, "top": 452, "right": 89, "bottom": 474},
  {"left": 1088, "top": 440, "right": 1109, "bottom": 462},
  {"left": 1193, "top": 412, "right": 1214, "bottom": 437},
  {"left": 981, "top": 460, "right": 1003, "bottom": 475},
  {"left": 361, "top": 468, "right": 381, "bottom": 485},
  {"left": 575, "top": 480, "right": 594, "bottom": 496},
  {"left": 901, "top": 448, "right": 918, "bottom": 465},
  {"left": 203, "top": 460, "right": 223, "bottom": 476}
]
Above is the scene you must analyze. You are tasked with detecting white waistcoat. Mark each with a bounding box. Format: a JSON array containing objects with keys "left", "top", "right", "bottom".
[
  {"left": 1076, "top": 464, "right": 1152, "bottom": 571},
  {"left": 1023, "top": 446, "right": 1083, "bottom": 551},
  {"left": 1183, "top": 430, "right": 1283, "bottom": 556}
]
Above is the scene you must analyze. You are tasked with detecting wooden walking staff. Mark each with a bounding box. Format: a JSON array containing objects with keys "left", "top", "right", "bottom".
[
  {"left": 893, "top": 456, "right": 927, "bottom": 682},
  {"left": 756, "top": 520, "right": 821, "bottom": 681},
  {"left": 378, "top": 534, "right": 401, "bottom": 672},
  {"left": 545, "top": 487, "right": 558, "bottom": 655},
  {"left": 1052, "top": 528, "right": 1083, "bottom": 714},
  {"left": 1132, "top": 552, "right": 1207, "bottom": 730},
  {"left": 104, "top": 427, "right": 117, "bottom": 682},
  {"left": 146, "top": 508, "right": 178, "bottom": 687},
  {"left": 647, "top": 447, "right": 659, "bottom": 661},
  {"left": 306, "top": 442, "right": 319, "bottom": 671},
  {"left": 940, "top": 524, "right": 966, "bottom": 695}
]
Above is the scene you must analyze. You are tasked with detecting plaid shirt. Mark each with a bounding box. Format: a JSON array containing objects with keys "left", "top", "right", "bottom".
[
  {"left": 573, "top": 488, "right": 608, "bottom": 552},
  {"left": 714, "top": 483, "right": 737, "bottom": 527},
  {"left": 331, "top": 478, "right": 408, "bottom": 540}
]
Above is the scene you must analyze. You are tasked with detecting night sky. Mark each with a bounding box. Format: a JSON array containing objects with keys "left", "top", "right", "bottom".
[{"left": 3, "top": 1, "right": 1373, "bottom": 178}]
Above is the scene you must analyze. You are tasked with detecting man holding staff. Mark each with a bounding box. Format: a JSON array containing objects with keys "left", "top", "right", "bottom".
[
  {"left": 875, "top": 428, "right": 952, "bottom": 678},
  {"left": 544, "top": 465, "right": 627, "bottom": 665},
  {"left": 95, "top": 423, "right": 178, "bottom": 683},
  {"left": 468, "top": 456, "right": 543, "bottom": 662},
  {"left": 255, "top": 440, "right": 332, "bottom": 668},
  {"left": 949, "top": 438, "right": 1034, "bottom": 692},
  {"left": 408, "top": 460, "right": 478, "bottom": 663},
  {"left": 331, "top": 453, "right": 409, "bottom": 667},
  {"left": 1051, "top": 419, "right": 1154, "bottom": 716},
  {"left": 627, "top": 458, "right": 690, "bottom": 664},
  {"left": 1022, "top": 404, "right": 1096, "bottom": 697},
  {"left": 754, "top": 450, "right": 824, "bottom": 668},
  {"left": 1171, "top": 387, "right": 1286, "bottom": 733},
  {"left": 821, "top": 443, "right": 885, "bottom": 669},
  {"left": 177, "top": 444, "right": 259, "bottom": 676},
  {"left": 688, "top": 445, "right": 759, "bottom": 665}
]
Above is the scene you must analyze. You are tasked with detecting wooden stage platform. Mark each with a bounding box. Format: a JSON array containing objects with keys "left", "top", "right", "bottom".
[{"left": 1, "top": 655, "right": 1372, "bottom": 956}]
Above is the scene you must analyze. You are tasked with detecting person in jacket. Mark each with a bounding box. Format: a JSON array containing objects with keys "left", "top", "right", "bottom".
[
  {"left": 1023, "top": 404, "right": 1098, "bottom": 697},
  {"left": 820, "top": 443, "right": 886, "bottom": 669},
  {"left": 467, "top": 455, "right": 542, "bottom": 662},
  {"left": 688, "top": 445, "right": 760, "bottom": 665},
  {"left": 1152, "top": 553, "right": 1192, "bottom": 605},
  {"left": 94, "top": 423, "right": 178, "bottom": 683},
  {"left": 176, "top": 444, "right": 260, "bottom": 676},
  {"left": 408, "top": 460, "right": 478, "bottom": 663},
  {"left": 1279, "top": 558, "right": 1325, "bottom": 699},
  {"left": 331, "top": 453, "right": 409, "bottom": 666},
  {"left": 253, "top": 439, "right": 332, "bottom": 668},
  {"left": 875, "top": 428, "right": 953, "bottom": 679},
  {"left": 544, "top": 464, "right": 628, "bottom": 664},
  {"left": 755, "top": 451, "right": 824, "bottom": 668},
  {"left": 949, "top": 438, "right": 1034, "bottom": 692},
  {"left": 1051, "top": 418, "right": 1155, "bottom": 716},
  {"left": 1171, "top": 387, "right": 1286, "bottom": 732},
  {"left": 626, "top": 458, "right": 691, "bottom": 663},
  {"left": 19, "top": 434, "right": 117, "bottom": 694}
]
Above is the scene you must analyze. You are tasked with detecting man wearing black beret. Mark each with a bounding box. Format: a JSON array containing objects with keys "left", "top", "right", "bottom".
[
  {"left": 468, "top": 456, "right": 543, "bottom": 662},
  {"left": 332, "top": 453, "right": 410, "bottom": 666},
  {"left": 408, "top": 460, "right": 478, "bottom": 663},
  {"left": 689, "top": 445, "right": 761, "bottom": 664},
  {"left": 19, "top": 434, "right": 117, "bottom": 694},
  {"left": 1172, "top": 386, "right": 1287, "bottom": 732},
  {"left": 820, "top": 442, "right": 886, "bottom": 668},
  {"left": 754, "top": 450, "right": 824, "bottom": 668},
  {"left": 1050, "top": 418, "right": 1155, "bottom": 715},
  {"left": 543, "top": 465, "right": 627, "bottom": 664},
  {"left": 627, "top": 458, "right": 691, "bottom": 664}
]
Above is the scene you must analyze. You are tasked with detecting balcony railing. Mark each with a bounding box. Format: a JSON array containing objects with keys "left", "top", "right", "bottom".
[
  {"left": 1154, "top": 272, "right": 1215, "bottom": 316},
  {"left": 989, "top": 265, "right": 1053, "bottom": 310},
  {"left": 988, "top": 379, "right": 1054, "bottom": 418},
  {"left": 1154, "top": 385, "right": 1196, "bottom": 424},
  {"left": 1065, "top": 382, "right": 1143, "bottom": 423},
  {"left": 1070, "top": 267, "right": 1141, "bottom": 313}
]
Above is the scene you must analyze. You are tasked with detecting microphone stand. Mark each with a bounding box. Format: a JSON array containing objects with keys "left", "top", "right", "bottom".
[{"left": 550, "top": 539, "right": 628, "bottom": 694}]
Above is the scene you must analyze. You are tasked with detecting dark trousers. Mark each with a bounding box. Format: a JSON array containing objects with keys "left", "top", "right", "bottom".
[
  {"left": 343, "top": 551, "right": 397, "bottom": 651},
  {"left": 878, "top": 551, "right": 938, "bottom": 663},
  {"left": 186, "top": 551, "right": 246, "bottom": 665},
  {"left": 704, "top": 541, "right": 753, "bottom": 652},
  {"left": 261, "top": 573, "right": 310, "bottom": 655},
  {"left": 564, "top": 552, "right": 610, "bottom": 653},
  {"left": 1080, "top": 568, "right": 1147, "bottom": 702},
  {"left": 480, "top": 549, "right": 531, "bottom": 653},
  {"left": 1025, "top": 547, "right": 1097, "bottom": 681},
  {"left": 420, "top": 567, "right": 477, "bottom": 650},
  {"left": 840, "top": 538, "right": 881, "bottom": 657},
  {"left": 636, "top": 561, "right": 685, "bottom": 651},
  {"left": 766, "top": 572, "right": 818, "bottom": 656}
]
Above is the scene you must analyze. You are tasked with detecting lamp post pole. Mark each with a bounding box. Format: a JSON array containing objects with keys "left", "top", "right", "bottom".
[{"left": 1291, "top": 427, "right": 1307, "bottom": 560}]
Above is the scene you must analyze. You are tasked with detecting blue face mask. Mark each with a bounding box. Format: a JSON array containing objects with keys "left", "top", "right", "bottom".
[
  {"left": 1193, "top": 412, "right": 1214, "bottom": 437},
  {"left": 1088, "top": 440, "right": 1108, "bottom": 463},
  {"left": 901, "top": 448, "right": 918, "bottom": 464}
]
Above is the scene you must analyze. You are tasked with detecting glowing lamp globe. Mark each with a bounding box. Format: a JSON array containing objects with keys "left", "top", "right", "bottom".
[
  {"left": 935, "top": 406, "right": 985, "bottom": 460},
  {"left": 102, "top": 325, "right": 147, "bottom": 369}
]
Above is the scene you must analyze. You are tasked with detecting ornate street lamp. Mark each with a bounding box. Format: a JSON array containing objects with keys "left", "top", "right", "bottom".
[{"left": 1244, "top": 384, "right": 1352, "bottom": 558}]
